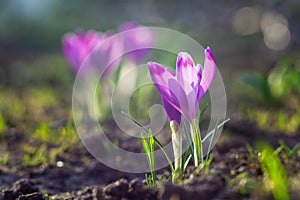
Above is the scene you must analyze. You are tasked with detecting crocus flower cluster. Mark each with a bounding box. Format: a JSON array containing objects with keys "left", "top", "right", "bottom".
[
  {"left": 62, "top": 23, "right": 154, "bottom": 121},
  {"left": 63, "top": 22, "right": 221, "bottom": 181},
  {"left": 62, "top": 23, "right": 153, "bottom": 76}
]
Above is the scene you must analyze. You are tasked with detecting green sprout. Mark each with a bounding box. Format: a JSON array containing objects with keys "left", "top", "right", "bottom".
[
  {"left": 227, "top": 172, "right": 259, "bottom": 195},
  {"left": 239, "top": 62, "right": 300, "bottom": 133},
  {"left": 245, "top": 143, "right": 255, "bottom": 158},
  {"left": 257, "top": 142, "right": 290, "bottom": 200},
  {"left": 240, "top": 64, "right": 300, "bottom": 106},
  {"left": 0, "top": 114, "right": 7, "bottom": 140},
  {"left": 122, "top": 111, "right": 175, "bottom": 184},
  {"left": 0, "top": 153, "right": 9, "bottom": 165},
  {"left": 142, "top": 130, "right": 156, "bottom": 187},
  {"left": 23, "top": 144, "right": 48, "bottom": 167},
  {"left": 274, "top": 140, "right": 300, "bottom": 158}
]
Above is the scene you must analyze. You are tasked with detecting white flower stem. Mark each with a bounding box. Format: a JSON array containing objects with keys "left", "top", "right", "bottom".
[{"left": 170, "top": 121, "right": 182, "bottom": 171}]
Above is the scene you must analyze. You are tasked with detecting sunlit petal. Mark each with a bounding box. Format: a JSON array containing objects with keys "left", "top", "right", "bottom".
[{"left": 200, "top": 47, "right": 216, "bottom": 93}]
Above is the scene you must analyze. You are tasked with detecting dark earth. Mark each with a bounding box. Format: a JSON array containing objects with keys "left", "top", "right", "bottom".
[{"left": 0, "top": 118, "right": 299, "bottom": 200}]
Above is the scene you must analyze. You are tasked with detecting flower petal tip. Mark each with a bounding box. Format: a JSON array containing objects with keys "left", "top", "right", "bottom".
[
  {"left": 205, "top": 47, "right": 214, "bottom": 60},
  {"left": 148, "top": 62, "right": 165, "bottom": 75},
  {"left": 177, "top": 52, "right": 194, "bottom": 68},
  {"left": 148, "top": 61, "right": 158, "bottom": 69}
]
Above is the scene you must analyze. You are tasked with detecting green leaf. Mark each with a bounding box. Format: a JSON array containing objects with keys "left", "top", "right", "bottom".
[
  {"left": 199, "top": 103, "right": 208, "bottom": 122},
  {"left": 123, "top": 110, "right": 175, "bottom": 173},
  {"left": 192, "top": 119, "right": 202, "bottom": 163},
  {"left": 206, "top": 119, "right": 219, "bottom": 161},
  {"left": 122, "top": 111, "right": 148, "bottom": 133},
  {"left": 246, "top": 143, "right": 255, "bottom": 158},
  {"left": 256, "top": 142, "right": 290, "bottom": 200},
  {"left": 182, "top": 117, "right": 194, "bottom": 156},
  {"left": 202, "top": 118, "right": 230, "bottom": 143},
  {"left": 183, "top": 154, "right": 192, "bottom": 171}
]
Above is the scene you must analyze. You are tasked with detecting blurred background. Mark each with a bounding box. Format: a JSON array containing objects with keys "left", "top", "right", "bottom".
[
  {"left": 0, "top": 0, "right": 300, "bottom": 145},
  {"left": 1, "top": 1, "right": 299, "bottom": 86}
]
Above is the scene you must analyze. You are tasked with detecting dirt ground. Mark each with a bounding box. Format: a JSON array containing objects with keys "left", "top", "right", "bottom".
[{"left": 0, "top": 118, "right": 299, "bottom": 200}]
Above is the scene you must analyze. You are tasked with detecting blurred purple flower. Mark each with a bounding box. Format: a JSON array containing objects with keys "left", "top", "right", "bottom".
[
  {"left": 62, "top": 30, "right": 123, "bottom": 76},
  {"left": 119, "top": 22, "right": 154, "bottom": 64},
  {"left": 62, "top": 30, "right": 102, "bottom": 72},
  {"left": 148, "top": 47, "right": 216, "bottom": 124}
]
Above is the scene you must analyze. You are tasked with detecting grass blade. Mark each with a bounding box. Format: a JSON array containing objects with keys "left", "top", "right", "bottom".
[
  {"left": 202, "top": 118, "right": 230, "bottom": 143},
  {"left": 182, "top": 117, "right": 194, "bottom": 156},
  {"left": 206, "top": 119, "right": 219, "bottom": 161},
  {"left": 123, "top": 111, "right": 175, "bottom": 172},
  {"left": 198, "top": 103, "right": 208, "bottom": 122},
  {"left": 183, "top": 154, "right": 192, "bottom": 171},
  {"left": 121, "top": 111, "right": 148, "bottom": 133}
]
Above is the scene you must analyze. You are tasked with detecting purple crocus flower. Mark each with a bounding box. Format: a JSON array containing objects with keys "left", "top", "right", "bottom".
[
  {"left": 119, "top": 22, "right": 154, "bottom": 64},
  {"left": 62, "top": 30, "right": 103, "bottom": 72},
  {"left": 148, "top": 47, "right": 216, "bottom": 124},
  {"left": 62, "top": 30, "right": 122, "bottom": 76}
]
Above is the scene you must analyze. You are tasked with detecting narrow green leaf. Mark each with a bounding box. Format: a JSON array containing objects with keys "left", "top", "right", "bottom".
[
  {"left": 206, "top": 119, "right": 219, "bottom": 161},
  {"left": 246, "top": 143, "right": 255, "bottom": 158},
  {"left": 199, "top": 103, "right": 208, "bottom": 122},
  {"left": 123, "top": 111, "right": 174, "bottom": 173},
  {"left": 183, "top": 154, "right": 192, "bottom": 171},
  {"left": 182, "top": 117, "right": 194, "bottom": 155},
  {"left": 192, "top": 120, "right": 202, "bottom": 162},
  {"left": 122, "top": 111, "right": 167, "bottom": 150},
  {"left": 122, "top": 111, "right": 149, "bottom": 133},
  {"left": 182, "top": 147, "right": 190, "bottom": 170},
  {"left": 202, "top": 118, "right": 230, "bottom": 143}
]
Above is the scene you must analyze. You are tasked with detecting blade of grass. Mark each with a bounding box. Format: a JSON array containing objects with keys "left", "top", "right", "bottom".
[
  {"left": 183, "top": 154, "right": 192, "bottom": 171},
  {"left": 182, "top": 117, "right": 194, "bottom": 158},
  {"left": 202, "top": 118, "right": 230, "bottom": 143},
  {"left": 192, "top": 119, "right": 202, "bottom": 164},
  {"left": 257, "top": 142, "right": 290, "bottom": 200},
  {"left": 246, "top": 143, "right": 255, "bottom": 158},
  {"left": 198, "top": 103, "right": 208, "bottom": 122},
  {"left": 182, "top": 146, "right": 190, "bottom": 170},
  {"left": 149, "top": 130, "right": 156, "bottom": 181},
  {"left": 142, "top": 132, "right": 156, "bottom": 186},
  {"left": 206, "top": 119, "right": 219, "bottom": 161},
  {"left": 123, "top": 111, "right": 175, "bottom": 172},
  {"left": 122, "top": 111, "right": 149, "bottom": 133}
]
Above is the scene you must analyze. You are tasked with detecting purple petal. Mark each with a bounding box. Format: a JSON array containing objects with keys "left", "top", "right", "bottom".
[
  {"left": 148, "top": 62, "right": 184, "bottom": 118},
  {"left": 194, "top": 83, "right": 205, "bottom": 107},
  {"left": 120, "top": 23, "right": 154, "bottom": 64},
  {"left": 62, "top": 30, "right": 104, "bottom": 73},
  {"left": 162, "top": 97, "right": 181, "bottom": 125},
  {"left": 176, "top": 52, "right": 201, "bottom": 93},
  {"left": 93, "top": 34, "right": 123, "bottom": 76},
  {"left": 186, "top": 91, "right": 198, "bottom": 120},
  {"left": 148, "top": 62, "right": 175, "bottom": 97},
  {"left": 200, "top": 47, "right": 216, "bottom": 93},
  {"left": 148, "top": 61, "right": 181, "bottom": 108},
  {"left": 168, "top": 79, "right": 193, "bottom": 122},
  {"left": 62, "top": 33, "right": 80, "bottom": 71}
]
